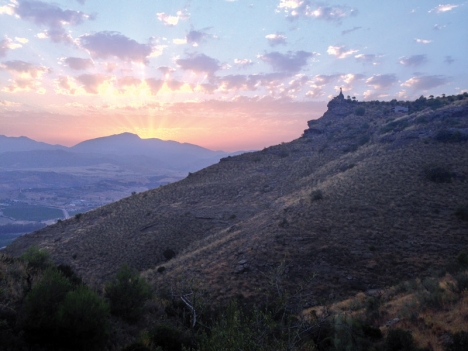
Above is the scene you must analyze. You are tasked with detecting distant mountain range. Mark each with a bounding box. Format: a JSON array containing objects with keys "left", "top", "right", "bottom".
[{"left": 0, "top": 133, "right": 245, "bottom": 173}]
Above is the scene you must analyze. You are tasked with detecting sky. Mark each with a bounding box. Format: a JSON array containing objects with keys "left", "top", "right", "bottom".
[{"left": 0, "top": 0, "right": 466, "bottom": 151}]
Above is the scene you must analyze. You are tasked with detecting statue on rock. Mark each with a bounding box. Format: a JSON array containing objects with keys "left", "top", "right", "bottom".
[{"left": 338, "top": 87, "right": 344, "bottom": 99}]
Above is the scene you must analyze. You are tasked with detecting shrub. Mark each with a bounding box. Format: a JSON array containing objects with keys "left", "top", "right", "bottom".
[
  {"left": 457, "top": 251, "right": 468, "bottom": 267},
  {"left": 417, "top": 277, "right": 445, "bottom": 309},
  {"left": 56, "top": 286, "right": 110, "bottom": 350},
  {"left": 454, "top": 272, "right": 468, "bottom": 292},
  {"left": 311, "top": 190, "right": 323, "bottom": 201},
  {"left": 385, "top": 328, "right": 415, "bottom": 351},
  {"left": 22, "top": 268, "right": 73, "bottom": 342},
  {"left": 445, "top": 331, "right": 468, "bottom": 351},
  {"left": 424, "top": 166, "right": 453, "bottom": 183},
  {"left": 455, "top": 206, "right": 468, "bottom": 221},
  {"left": 56, "top": 264, "right": 82, "bottom": 286},
  {"left": 149, "top": 324, "right": 188, "bottom": 351},
  {"left": 105, "top": 264, "right": 152, "bottom": 322},
  {"left": 435, "top": 130, "right": 468, "bottom": 143},
  {"left": 20, "top": 246, "right": 51, "bottom": 271},
  {"left": 355, "top": 107, "right": 365, "bottom": 116},
  {"left": 163, "top": 249, "right": 176, "bottom": 261},
  {"left": 120, "top": 341, "right": 152, "bottom": 351}
]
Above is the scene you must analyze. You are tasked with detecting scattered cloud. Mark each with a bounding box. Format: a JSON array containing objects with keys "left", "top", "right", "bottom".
[
  {"left": 340, "top": 73, "right": 365, "bottom": 85},
  {"left": 175, "top": 53, "right": 221, "bottom": 75},
  {"left": 0, "top": 99, "right": 21, "bottom": 107},
  {"left": 157, "top": 10, "right": 189, "bottom": 26},
  {"left": 266, "top": 33, "right": 287, "bottom": 46},
  {"left": 433, "top": 24, "right": 446, "bottom": 30},
  {"left": 355, "top": 53, "right": 382, "bottom": 65},
  {"left": 341, "top": 26, "right": 361, "bottom": 35},
  {"left": 0, "top": 37, "right": 23, "bottom": 57},
  {"left": 64, "top": 57, "right": 94, "bottom": 70},
  {"left": 12, "top": 0, "right": 92, "bottom": 44},
  {"left": 234, "top": 59, "right": 254, "bottom": 69},
  {"left": 75, "top": 73, "right": 111, "bottom": 94},
  {"left": 79, "top": 31, "right": 153, "bottom": 64},
  {"left": 259, "top": 50, "right": 316, "bottom": 73},
  {"left": 145, "top": 78, "right": 164, "bottom": 94},
  {"left": 312, "top": 74, "right": 340, "bottom": 86},
  {"left": 429, "top": 4, "right": 459, "bottom": 13},
  {"left": 399, "top": 54, "right": 427, "bottom": 67},
  {"left": 327, "top": 45, "right": 358, "bottom": 59},
  {"left": 277, "top": 1, "right": 357, "bottom": 23},
  {"left": 0, "top": 60, "right": 48, "bottom": 78},
  {"left": 366, "top": 74, "right": 397, "bottom": 89},
  {"left": 444, "top": 56, "right": 454, "bottom": 64},
  {"left": 173, "top": 38, "right": 187, "bottom": 45},
  {"left": 0, "top": 4, "right": 15, "bottom": 15},
  {"left": 158, "top": 66, "right": 175, "bottom": 75},
  {"left": 414, "top": 38, "right": 432, "bottom": 44},
  {"left": 401, "top": 75, "right": 449, "bottom": 91},
  {"left": 186, "top": 29, "right": 211, "bottom": 46}
]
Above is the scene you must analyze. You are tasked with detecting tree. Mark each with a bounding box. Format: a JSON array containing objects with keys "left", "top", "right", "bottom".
[
  {"left": 105, "top": 264, "right": 152, "bottom": 322},
  {"left": 57, "top": 286, "right": 110, "bottom": 350}
]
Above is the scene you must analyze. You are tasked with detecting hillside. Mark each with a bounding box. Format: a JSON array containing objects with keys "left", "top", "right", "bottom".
[{"left": 4, "top": 93, "right": 468, "bottom": 304}]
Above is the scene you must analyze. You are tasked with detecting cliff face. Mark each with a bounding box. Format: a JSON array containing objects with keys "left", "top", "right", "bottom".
[{"left": 4, "top": 94, "right": 468, "bottom": 303}]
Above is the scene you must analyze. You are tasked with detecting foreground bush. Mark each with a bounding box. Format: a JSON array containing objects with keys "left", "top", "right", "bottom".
[
  {"left": 19, "top": 246, "right": 51, "bottom": 271},
  {"left": 105, "top": 264, "right": 152, "bottom": 322},
  {"left": 57, "top": 285, "right": 110, "bottom": 350},
  {"left": 21, "top": 268, "right": 73, "bottom": 342}
]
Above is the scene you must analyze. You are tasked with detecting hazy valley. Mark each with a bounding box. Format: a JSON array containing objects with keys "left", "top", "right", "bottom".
[{"left": 0, "top": 133, "right": 241, "bottom": 247}]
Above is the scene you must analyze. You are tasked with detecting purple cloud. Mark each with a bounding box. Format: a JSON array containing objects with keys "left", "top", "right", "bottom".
[
  {"left": 259, "top": 51, "right": 316, "bottom": 73},
  {"left": 444, "top": 56, "right": 454, "bottom": 64},
  {"left": 277, "top": 1, "right": 357, "bottom": 23},
  {"left": 399, "top": 54, "right": 427, "bottom": 67},
  {"left": 176, "top": 53, "right": 221, "bottom": 75},
  {"left": 355, "top": 53, "right": 382, "bottom": 65},
  {"left": 186, "top": 29, "right": 211, "bottom": 46},
  {"left": 76, "top": 73, "right": 109, "bottom": 94},
  {"left": 0, "top": 39, "right": 13, "bottom": 57},
  {"left": 145, "top": 78, "right": 164, "bottom": 94},
  {"left": 366, "top": 74, "right": 397, "bottom": 89},
  {"left": 341, "top": 26, "right": 361, "bottom": 35},
  {"left": 64, "top": 57, "right": 94, "bottom": 70},
  {"left": 401, "top": 75, "right": 449, "bottom": 91},
  {"left": 79, "top": 31, "right": 153, "bottom": 63},
  {"left": 14, "top": 0, "right": 91, "bottom": 44},
  {"left": 266, "top": 33, "right": 287, "bottom": 47},
  {"left": 1, "top": 60, "right": 47, "bottom": 78}
]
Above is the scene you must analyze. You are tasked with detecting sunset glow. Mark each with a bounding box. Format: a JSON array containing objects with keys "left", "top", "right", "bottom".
[{"left": 0, "top": 0, "right": 466, "bottom": 150}]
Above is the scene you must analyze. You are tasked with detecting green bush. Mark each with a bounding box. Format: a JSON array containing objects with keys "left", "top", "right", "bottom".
[
  {"left": 105, "top": 264, "right": 152, "bottom": 322},
  {"left": 311, "top": 190, "right": 323, "bottom": 201},
  {"left": 56, "top": 285, "right": 110, "bottom": 350},
  {"left": 355, "top": 107, "right": 365, "bottom": 116},
  {"left": 417, "top": 277, "right": 445, "bottom": 309},
  {"left": 454, "top": 273, "right": 468, "bottom": 292},
  {"left": 385, "top": 328, "right": 415, "bottom": 351},
  {"left": 455, "top": 206, "right": 468, "bottom": 221},
  {"left": 424, "top": 166, "right": 453, "bottom": 183},
  {"left": 434, "top": 130, "right": 468, "bottom": 143},
  {"left": 22, "top": 268, "right": 73, "bottom": 342},
  {"left": 163, "top": 249, "right": 176, "bottom": 261},
  {"left": 149, "top": 324, "right": 188, "bottom": 351},
  {"left": 445, "top": 331, "right": 468, "bottom": 351},
  {"left": 457, "top": 251, "right": 468, "bottom": 267},
  {"left": 19, "top": 246, "right": 51, "bottom": 271}
]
